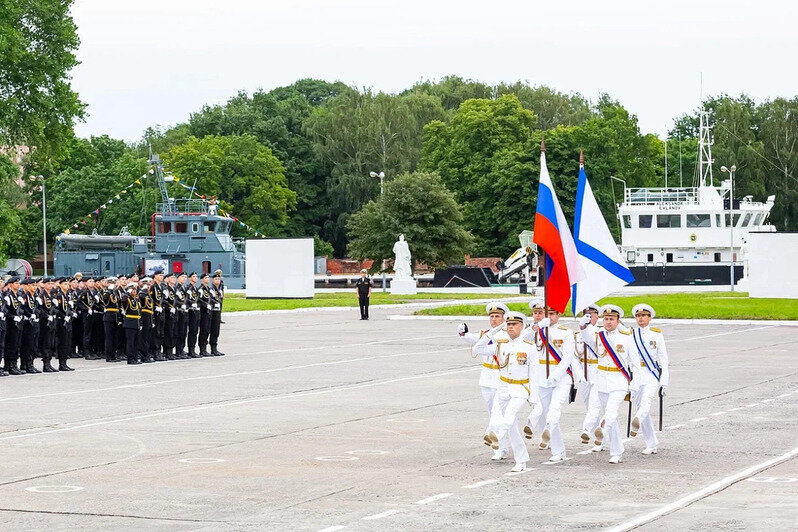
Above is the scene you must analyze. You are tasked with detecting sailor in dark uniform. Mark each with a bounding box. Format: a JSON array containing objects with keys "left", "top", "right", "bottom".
[
  {"left": 80, "top": 276, "right": 98, "bottom": 359},
  {"left": 209, "top": 272, "right": 225, "bottom": 356},
  {"left": 137, "top": 277, "right": 155, "bottom": 363},
  {"left": 71, "top": 272, "right": 85, "bottom": 358},
  {"left": 37, "top": 277, "right": 58, "bottom": 372},
  {"left": 162, "top": 272, "right": 177, "bottom": 360},
  {"left": 113, "top": 275, "right": 127, "bottom": 360},
  {"left": 121, "top": 283, "right": 142, "bottom": 364},
  {"left": 198, "top": 273, "right": 212, "bottom": 357},
  {"left": 185, "top": 272, "right": 201, "bottom": 358},
  {"left": 101, "top": 276, "right": 120, "bottom": 362},
  {"left": 3, "top": 276, "right": 23, "bottom": 375},
  {"left": 53, "top": 278, "right": 74, "bottom": 371},
  {"left": 19, "top": 278, "right": 41, "bottom": 373},
  {"left": 150, "top": 268, "right": 166, "bottom": 361},
  {"left": 174, "top": 272, "right": 189, "bottom": 358}
]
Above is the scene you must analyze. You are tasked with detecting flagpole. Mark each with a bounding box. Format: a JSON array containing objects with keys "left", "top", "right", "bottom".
[
  {"left": 580, "top": 149, "right": 588, "bottom": 382},
  {"left": 541, "top": 137, "right": 550, "bottom": 378}
]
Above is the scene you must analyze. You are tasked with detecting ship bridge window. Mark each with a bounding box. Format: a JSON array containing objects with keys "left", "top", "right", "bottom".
[
  {"left": 741, "top": 213, "right": 752, "bottom": 227},
  {"left": 639, "top": 215, "right": 653, "bottom": 228},
  {"left": 157, "top": 221, "right": 171, "bottom": 234},
  {"left": 622, "top": 215, "right": 631, "bottom": 229},
  {"left": 753, "top": 213, "right": 764, "bottom": 226},
  {"left": 192, "top": 222, "right": 199, "bottom": 233},
  {"left": 204, "top": 221, "right": 216, "bottom": 233},
  {"left": 725, "top": 213, "right": 741, "bottom": 227},
  {"left": 174, "top": 222, "right": 188, "bottom": 233},
  {"left": 716, "top": 214, "right": 722, "bottom": 227},
  {"left": 686, "top": 214, "right": 711, "bottom": 228},
  {"left": 656, "top": 214, "right": 681, "bottom": 228}
]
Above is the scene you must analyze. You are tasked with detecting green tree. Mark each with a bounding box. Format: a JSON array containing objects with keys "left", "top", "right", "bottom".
[
  {"left": 0, "top": 155, "right": 22, "bottom": 264},
  {"left": 0, "top": 0, "right": 85, "bottom": 158},
  {"left": 164, "top": 135, "right": 296, "bottom": 236},
  {"left": 407, "top": 75, "right": 494, "bottom": 110},
  {"left": 757, "top": 97, "right": 798, "bottom": 230},
  {"left": 347, "top": 172, "right": 473, "bottom": 270},
  {"left": 305, "top": 90, "right": 446, "bottom": 255},
  {"left": 496, "top": 82, "right": 593, "bottom": 130}
]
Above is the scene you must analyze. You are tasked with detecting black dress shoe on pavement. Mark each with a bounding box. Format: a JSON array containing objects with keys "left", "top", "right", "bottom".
[
  {"left": 58, "top": 363, "right": 74, "bottom": 371},
  {"left": 27, "top": 366, "right": 41, "bottom": 374},
  {"left": 43, "top": 364, "right": 58, "bottom": 373},
  {"left": 211, "top": 350, "right": 225, "bottom": 357},
  {"left": 7, "top": 368, "right": 23, "bottom": 376}
]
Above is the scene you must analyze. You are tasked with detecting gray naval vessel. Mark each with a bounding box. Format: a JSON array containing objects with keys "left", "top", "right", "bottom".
[{"left": 54, "top": 155, "right": 246, "bottom": 288}]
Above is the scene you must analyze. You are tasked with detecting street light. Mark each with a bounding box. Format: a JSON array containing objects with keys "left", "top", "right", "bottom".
[
  {"left": 721, "top": 165, "right": 737, "bottom": 292},
  {"left": 369, "top": 171, "right": 387, "bottom": 291},
  {"left": 30, "top": 175, "right": 48, "bottom": 276},
  {"left": 369, "top": 171, "right": 385, "bottom": 196}
]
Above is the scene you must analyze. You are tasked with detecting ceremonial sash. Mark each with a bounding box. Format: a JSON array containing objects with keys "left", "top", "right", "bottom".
[
  {"left": 598, "top": 331, "right": 631, "bottom": 382},
  {"left": 539, "top": 328, "right": 572, "bottom": 377},
  {"left": 633, "top": 329, "right": 661, "bottom": 381}
]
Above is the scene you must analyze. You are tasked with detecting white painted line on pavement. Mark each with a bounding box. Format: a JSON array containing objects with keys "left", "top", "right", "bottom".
[
  {"left": 777, "top": 393, "right": 791, "bottom": 398},
  {"left": 728, "top": 407, "right": 744, "bottom": 411},
  {"left": 0, "top": 366, "right": 481, "bottom": 442},
  {"left": 505, "top": 468, "right": 535, "bottom": 476},
  {"left": 665, "top": 424, "right": 685, "bottom": 430},
  {"left": 689, "top": 417, "right": 708, "bottom": 423},
  {"left": 415, "top": 493, "right": 453, "bottom": 505},
  {"left": 761, "top": 398, "right": 775, "bottom": 403},
  {"left": 463, "top": 479, "right": 499, "bottom": 489},
  {"left": 709, "top": 412, "right": 727, "bottom": 416},
  {"left": 745, "top": 403, "right": 759, "bottom": 408},
  {"left": 605, "top": 446, "right": 798, "bottom": 532},
  {"left": 361, "top": 509, "right": 400, "bottom": 520},
  {"left": 316, "top": 526, "right": 347, "bottom": 532}
]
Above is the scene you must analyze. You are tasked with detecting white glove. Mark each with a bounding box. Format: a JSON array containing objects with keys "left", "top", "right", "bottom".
[
  {"left": 457, "top": 323, "right": 467, "bottom": 336},
  {"left": 580, "top": 315, "right": 591, "bottom": 326},
  {"left": 536, "top": 318, "right": 551, "bottom": 329},
  {"left": 545, "top": 376, "right": 556, "bottom": 387}
]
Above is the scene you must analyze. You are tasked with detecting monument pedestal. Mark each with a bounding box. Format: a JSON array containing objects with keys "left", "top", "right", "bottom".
[{"left": 390, "top": 277, "right": 417, "bottom": 295}]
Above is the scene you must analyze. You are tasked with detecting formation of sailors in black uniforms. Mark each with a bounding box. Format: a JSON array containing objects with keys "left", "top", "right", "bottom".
[{"left": 0, "top": 268, "right": 225, "bottom": 374}]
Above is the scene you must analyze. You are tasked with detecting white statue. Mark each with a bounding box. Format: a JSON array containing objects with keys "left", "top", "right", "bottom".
[{"left": 392, "top": 234, "right": 413, "bottom": 279}]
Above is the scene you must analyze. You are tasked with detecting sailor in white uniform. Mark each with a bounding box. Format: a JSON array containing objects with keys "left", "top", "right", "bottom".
[
  {"left": 458, "top": 302, "right": 510, "bottom": 460},
  {"left": 582, "top": 304, "right": 642, "bottom": 463},
  {"left": 522, "top": 299, "right": 546, "bottom": 444},
  {"left": 629, "top": 303, "right": 669, "bottom": 455},
  {"left": 524, "top": 307, "right": 582, "bottom": 462},
  {"left": 577, "top": 304, "right": 604, "bottom": 448},
  {"left": 473, "top": 311, "right": 534, "bottom": 472}
]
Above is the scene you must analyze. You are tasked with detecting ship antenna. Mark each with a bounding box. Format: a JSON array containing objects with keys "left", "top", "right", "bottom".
[{"left": 698, "top": 110, "right": 714, "bottom": 188}]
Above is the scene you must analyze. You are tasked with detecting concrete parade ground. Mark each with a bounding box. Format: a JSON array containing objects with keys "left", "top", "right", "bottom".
[{"left": 0, "top": 304, "right": 795, "bottom": 531}]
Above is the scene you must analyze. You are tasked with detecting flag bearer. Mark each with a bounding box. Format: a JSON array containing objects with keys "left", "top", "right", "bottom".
[
  {"left": 630, "top": 303, "right": 669, "bottom": 455},
  {"left": 473, "top": 311, "right": 534, "bottom": 473},
  {"left": 582, "top": 304, "right": 640, "bottom": 464},
  {"left": 458, "top": 302, "right": 510, "bottom": 460},
  {"left": 524, "top": 307, "right": 581, "bottom": 462}
]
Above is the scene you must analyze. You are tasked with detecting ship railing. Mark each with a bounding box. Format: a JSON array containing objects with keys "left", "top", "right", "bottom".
[
  {"left": 624, "top": 187, "right": 699, "bottom": 205},
  {"left": 233, "top": 238, "right": 246, "bottom": 252},
  {"left": 156, "top": 199, "right": 210, "bottom": 215}
]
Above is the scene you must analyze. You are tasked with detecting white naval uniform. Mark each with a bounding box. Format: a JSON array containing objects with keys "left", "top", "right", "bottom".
[
  {"left": 523, "top": 324, "right": 580, "bottom": 458},
  {"left": 582, "top": 326, "right": 641, "bottom": 458},
  {"left": 460, "top": 330, "right": 509, "bottom": 453},
  {"left": 577, "top": 322, "right": 604, "bottom": 435},
  {"left": 473, "top": 331, "right": 532, "bottom": 466},
  {"left": 630, "top": 325, "right": 669, "bottom": 450}
]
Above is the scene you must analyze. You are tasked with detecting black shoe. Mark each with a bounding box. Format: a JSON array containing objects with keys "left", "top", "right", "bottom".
[
  {"left": 58, "top": 362, "right": 74, "bottom": 371},
  {"left": 18, "top": 368, "right": 26, "bottom": 374},
  {"left": 211, "top": 350, "right": 225, "bottom": 357},
  {"left": 200, "top": 350, "right": 211, "bottom": 357},
  {"left": 26, "top": 365, "right": 41, "bottom": 374},
  {"left": 7, "top": 368, "right": 23, "bottom": 376},
  {"left": 0, "top": 370, "right": 7, "bottom": 376},
  {"left": 43, "top": 362, "right": 58, "bottom": 373},
  {"left": 127, "top": 360, "right": 141, "bottom": 365},
  {"left": 188, "top": 351, "right": 201, "bottom": 358}
]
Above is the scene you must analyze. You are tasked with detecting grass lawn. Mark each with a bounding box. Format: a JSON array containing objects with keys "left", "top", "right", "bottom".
[
  {"left": 223, "top": 292, "right": 517, "bottom": 312},
  {"left": 414, "top": 292, "right": 798, "bottom": 320}
]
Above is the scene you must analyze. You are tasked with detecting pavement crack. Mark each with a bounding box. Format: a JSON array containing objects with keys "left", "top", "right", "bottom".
[{"left": 0, "top": 506, "right": 233, "bottom": 524}]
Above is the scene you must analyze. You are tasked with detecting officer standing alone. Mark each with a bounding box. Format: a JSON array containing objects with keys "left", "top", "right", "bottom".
[{"left": 355, "top": 269, "right": 372, "bottom": 320}]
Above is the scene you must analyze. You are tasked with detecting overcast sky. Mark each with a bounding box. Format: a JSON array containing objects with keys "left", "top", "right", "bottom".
[{"left": 71, "top": 0, "right": 797, "bottom": 142}]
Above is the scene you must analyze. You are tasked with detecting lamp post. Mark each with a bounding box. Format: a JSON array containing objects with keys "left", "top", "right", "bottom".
[
  {"left": 30, "top": 175, "right": 48, "bottom": 276},
  {"left": 721, "top": 165, "right": 737, "bottom": 292},
  {"left": 370, "top": 171, "right": 387, "bottom": 291}
]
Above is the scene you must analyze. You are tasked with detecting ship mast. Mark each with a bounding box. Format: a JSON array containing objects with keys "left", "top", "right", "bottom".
[
  {"left": 698, "top": 110, "right": 714, "bottom": 188},
  {"left": 148, "top": 147, "right": 176, "bottom": 215}
]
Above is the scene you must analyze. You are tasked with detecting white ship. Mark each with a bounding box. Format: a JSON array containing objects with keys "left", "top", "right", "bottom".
[{"left": 616, "top": 112, "right": 776, "bottom": 285}]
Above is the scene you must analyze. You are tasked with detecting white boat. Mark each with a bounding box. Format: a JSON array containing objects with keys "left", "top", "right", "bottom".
[{"left": 616, "top": 112, "right": 775, "bottom": 285}]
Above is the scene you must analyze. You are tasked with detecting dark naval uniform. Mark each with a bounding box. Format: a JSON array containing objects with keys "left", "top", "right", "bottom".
[
  {"left": 150, "top": 279, "right": 165, "bottom": 361},
  {"left": 102, "top": 283, "right": 120, "bottom": 362},
  {"left": 121, "top": 290, "right": 141, "bottom": 364},
  {"left": 37, "top": 282, "right": 57, "bottom": 372},
  {"left": 19, "top": 282, "right": 40, "bottom": 373},
  {"left": 162, "top": 278, "right": 177, "bottom": 360},
  {"left": 209, "top": 279, "right": 224, "bottom": 356},
  {"left": 138, "top": 286, "right": 154, "bottom": 363},
  {"left": 53, "top": 283, "right": 74, "bottom": 371},
  {"left": 174, "top": 280, "right": 189, "bottom": 358},
  {"left": 198, "top": 276, "right": 212, "bottom": 356},
  {"left": 3, "top": 281, "right": 22, "bottom": 374},
  {"left": 185, "top": 278, "right": 201, "bottom": 358}
]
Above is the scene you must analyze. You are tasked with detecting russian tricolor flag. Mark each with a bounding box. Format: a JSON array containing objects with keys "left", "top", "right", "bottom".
[{"left": 533, "top": 149, "right": 584, "bottom": 312}]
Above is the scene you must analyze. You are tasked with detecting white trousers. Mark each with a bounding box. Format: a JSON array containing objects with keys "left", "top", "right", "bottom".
[
  {"left": 599, "top": 390, "right": 627, "bottom": 457},
  {"left": 527, "top": 379, "right": 571, "bottom": 457},
  {"left": 581, "top": 382, "right": 603, "bottom": 434},
  {"left": 633, "top": 381, "right": 659, "bottom": 449},
  {"left": 481, "top": 386, "right": 508, "bottom": 452},
  {"left": 489, "top": 390, "right": 529, "bottom": 465}
]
